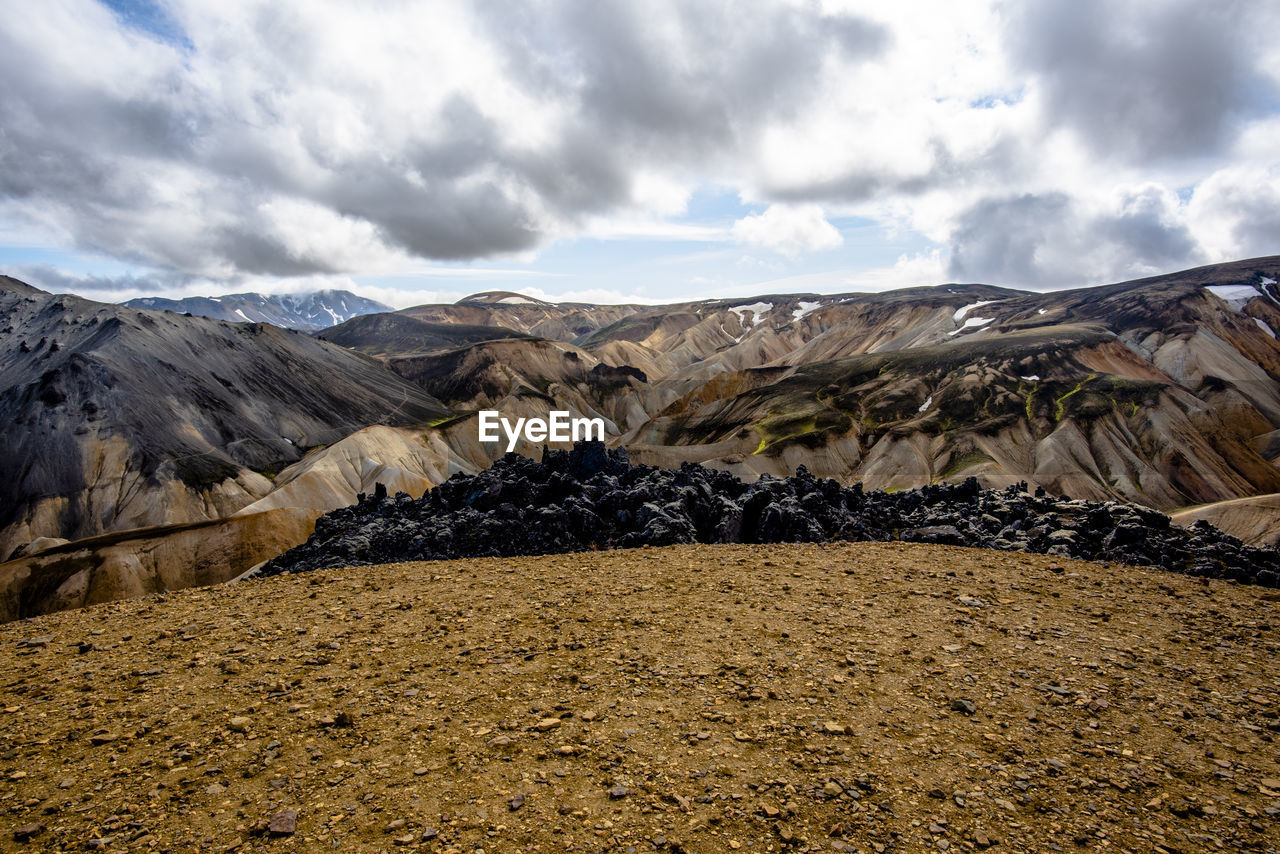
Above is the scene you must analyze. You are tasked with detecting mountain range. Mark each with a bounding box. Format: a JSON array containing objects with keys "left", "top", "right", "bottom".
[
  {"left": 122, "top": 289, "right": 391, "bottom": 330},
  {"left": 5, "top": 258, "right": 1280, "bottom": 617}
]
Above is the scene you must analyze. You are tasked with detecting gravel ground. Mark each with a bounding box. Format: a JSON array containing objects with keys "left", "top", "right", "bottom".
[{"left": 1, "top": 542, "right": 1278, "bottom": 853}]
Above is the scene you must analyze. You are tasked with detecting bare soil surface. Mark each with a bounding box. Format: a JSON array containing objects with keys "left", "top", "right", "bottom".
[{"left": 1, "top": 543, "right": 1278, "bottom": 853}]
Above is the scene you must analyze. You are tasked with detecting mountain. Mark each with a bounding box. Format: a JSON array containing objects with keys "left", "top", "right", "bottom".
[
  {"left": 315, "top": 311, "right": 535, "bottom": 355},
  {"left": 123, "top": 289, "right": 391, "bottom": 330},
  {"left": 395, "top": 290, "right": 643, "bottom": 344},
  {"left": 308, "top": 257, "right": 1280, "bottom": 515},
  {"left": 0, "top": 276, "right": 448, "bottom": 557},
  {"left": 8, "top": 258, "right": 1280, "bottom": 616}
]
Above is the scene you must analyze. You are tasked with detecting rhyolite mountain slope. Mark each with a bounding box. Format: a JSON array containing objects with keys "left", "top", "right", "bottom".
[
  {"left": 8, "top": 258, "right": 1280, "bottom": 611},
  {"left": 315, "top": 311, "right": 534, "bottom": 356},
  {"left": 315, "top": 257, "right": 1280, "bottom": 514},
  {"left": 394, "top": 290, "right": 643, "bottom": 344},
  {"left": 0, "top": 276, "right": 448, "bottom": 557},
  {"left": 123, "top": 289, "right": 390, "bottom": 330}
]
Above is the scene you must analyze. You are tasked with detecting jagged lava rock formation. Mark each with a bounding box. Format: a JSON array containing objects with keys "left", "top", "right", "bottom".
[{"left": 263, "top": 442, "right": 1280, "bottom": 585}]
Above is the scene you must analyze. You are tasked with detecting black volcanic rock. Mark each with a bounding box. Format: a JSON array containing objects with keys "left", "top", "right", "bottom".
[{"left": 261, "top": 441, "right": 1280, "bottom": 586}]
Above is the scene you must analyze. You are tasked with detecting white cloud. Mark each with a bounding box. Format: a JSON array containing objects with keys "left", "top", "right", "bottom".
[
  {"left": 0, "top": 0, "right": 1277, "bottom": 297},
  {"left": 731, "top": 204, "right": 843, "bottom": 257},
  {"left": 1187, "top": 163, "right": 1280, "bottom": 262}
]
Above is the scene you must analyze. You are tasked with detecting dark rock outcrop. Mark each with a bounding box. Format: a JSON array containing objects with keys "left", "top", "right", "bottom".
[{"left": 262, "top": 442, "right": 1280, "bottom": 585}]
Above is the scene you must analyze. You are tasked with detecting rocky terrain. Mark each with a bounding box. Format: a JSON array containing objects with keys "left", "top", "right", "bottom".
[
  {"left": 123, "top": 290, "right": 391, "bottom": 331},
  {"left": 1173, "top": 495, "right": 1280, "bottom": 546},
  {"left": 263, "top": 443, "right": 1280, "bottom": 587},
  {"left": 1, "top": 542, "right": 1278, "bottom": 852}
]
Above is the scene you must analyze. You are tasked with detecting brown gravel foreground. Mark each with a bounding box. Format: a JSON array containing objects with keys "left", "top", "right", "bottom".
[{"left": 0, "top": 543, "right": 1278, "bottom": 854}]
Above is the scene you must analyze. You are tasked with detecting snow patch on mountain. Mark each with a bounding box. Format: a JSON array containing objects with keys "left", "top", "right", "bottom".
[
  {"left": 953, "top": 300, "right": 998, "bottom": 322},
  {"left": 729, "top": 302, "right": 773, "bottom": 327},
  {"left": 949, "top": 316, "right": 994, "bottom": 335},
  {"left": 1205, "top": 285, "right": 1261, "bottom": 310},
  {"left": 792, "top": 301, "right": 821, "bottom": 321}
]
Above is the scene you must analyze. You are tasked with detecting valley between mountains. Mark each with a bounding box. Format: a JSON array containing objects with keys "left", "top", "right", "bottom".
[{"left": 5, "top": 257, "right": 1280, "bottom": 617}]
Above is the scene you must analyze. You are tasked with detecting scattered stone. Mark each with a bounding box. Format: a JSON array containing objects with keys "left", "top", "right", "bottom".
[
  {"left": 228, "top": 715, "right": 250, "bottom": 733},
  {"left": 608, "top": 785, "right": 631, "bottom": 799},
  {"left": 12, "top": 823, "right": 43, "bottom": 842},
  {"left": 318, "top": 710, "right": 355, "bottom": 728},
  {"left": 509, "top": 793, "right": 526, "bottom": 810},
  {"left": 950, "top": 698, "right": 976, "bottom": 715},
  {"left": 266, "top": 808, "right": 297, "bottom": 836},
  {"left": 535, "top": 717, "right": 562, "bottom": 732}
]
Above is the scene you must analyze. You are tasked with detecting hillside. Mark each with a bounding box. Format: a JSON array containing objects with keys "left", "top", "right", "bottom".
[
  {"left": 0, "top": 277, "right": 448, "bottom": 557},
  {"left": 316, "top": 313, "right": 534, "bottom": 356},
  {"left": 9, "top": 258, "right": 1280, "bottom": 619},
  {"left": 394, "top": 293, "right": 642, "bottom": 345},
  {"left": 0, "top": 543, "right": 1276, "bottom": 852},
  {"left": 307, "top": 257, "right": 1280, "bottom": 515}
]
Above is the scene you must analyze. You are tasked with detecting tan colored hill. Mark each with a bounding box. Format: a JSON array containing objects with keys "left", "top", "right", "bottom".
[
  {"left": 1172, "top": 493, "right": 1280, "bottom": 545},
  {"left": 313, "top": 257, "right": 1280, "bottom": 512},
  {"left": 0, "top": 543, "right": 1277, "bottom": 852},
  {"left": 0, "top": 507, "right": 320, "bottom": 622},
  {"left": 397, "top": 292, "right": 641, "bottom": 344}
]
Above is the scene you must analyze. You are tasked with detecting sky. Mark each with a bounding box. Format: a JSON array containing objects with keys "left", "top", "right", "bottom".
[{"left": 0, "top": 1, "right": 1278, "bottom": 308}]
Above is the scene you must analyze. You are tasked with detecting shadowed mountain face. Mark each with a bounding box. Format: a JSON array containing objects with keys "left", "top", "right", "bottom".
[
  {"left": 123, "top": 289, "right": 390, "bottom": 330},
  {"left": 0, "top": 277, "right": 448, "bottom": 556},
  {"left": 315, "top": 312, "right": 535, "bottom": 356}
]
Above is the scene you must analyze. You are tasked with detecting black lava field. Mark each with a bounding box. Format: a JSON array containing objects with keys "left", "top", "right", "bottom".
[{"left": 261, "top": 442, "right": 1280, "bottom": 586}]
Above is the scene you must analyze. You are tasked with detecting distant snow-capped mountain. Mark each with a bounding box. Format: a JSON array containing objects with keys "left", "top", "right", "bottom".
[{"left": 123, "top": 289, "right": 391, "bottom": 330}]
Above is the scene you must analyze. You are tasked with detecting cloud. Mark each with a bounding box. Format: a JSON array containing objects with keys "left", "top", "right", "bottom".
[
  {"left": 1188, "top": 164, "right": 1280, "bottom": 262},
  {"left": 732, "top": 205, "right": 843, "bottom": 257},
  {"left": 947, "top": 185, "right": 1206, "bottom": 287},
  {"left": 0, "top": 0, "right": 1277, "bottom": 297},
  {"left": 0, "top": 0, "right": 886, "bottom": 280},
  {"left": 1006, "top": 0, "right": 1277, "bottom": 162}
]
